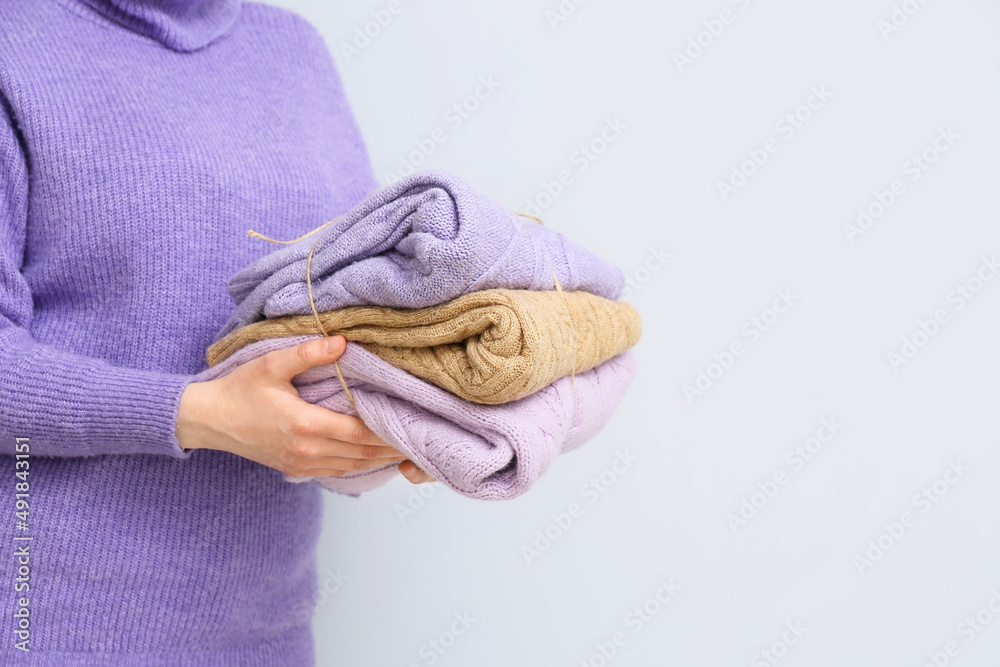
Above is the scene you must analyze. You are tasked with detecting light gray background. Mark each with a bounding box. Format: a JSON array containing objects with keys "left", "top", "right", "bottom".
[{"left": 266, "top": 0, "right": 1000, "bottom": 665}]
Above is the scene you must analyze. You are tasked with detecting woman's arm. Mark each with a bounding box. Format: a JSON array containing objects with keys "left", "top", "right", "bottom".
[
  {"left": 0, "top": 102, "right": 434, "bottom": 482},
  {"left": 0, "top": 102, "right": 199, "bottom": 458}
]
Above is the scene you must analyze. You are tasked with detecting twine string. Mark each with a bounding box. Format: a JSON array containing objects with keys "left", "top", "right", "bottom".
[
  {"left": 514, "top": 212, "right": 545, "bottom": 225},
  {"left": 247, "top": 213, "right": 342, "bottom": 246},
  {"left": 246, "top": 206, "right": 575, "bottom": 411},
  {"left": 247, "top": 215, "right": 357, "bottom": 412}
]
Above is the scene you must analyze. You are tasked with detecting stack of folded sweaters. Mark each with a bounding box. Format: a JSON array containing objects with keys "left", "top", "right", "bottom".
[{"left": 194, "top": 171, "right": 642, "bottom": 500}]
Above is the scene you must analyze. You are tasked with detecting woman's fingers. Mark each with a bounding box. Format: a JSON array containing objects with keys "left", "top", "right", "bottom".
[
  {"left": 315, "top": 442, "right": 403, "bottom": 460},
  {"left": 285, "top": 403, "right": 389, "bottom": 448},
  {"left": 399, "top": 459, "right": 436, "bottom": 484},
  {"left": 275, "top": 404, "right": 408, "bottom": 476},
  {"left": 285, "top": 455, "right": 406, "bottom": 477},
  {"left": 257, "top": 335, "right": 347, "bottom": 382},
  {"left": 282, "top": 434, "right": 404, "bottom": 465}
]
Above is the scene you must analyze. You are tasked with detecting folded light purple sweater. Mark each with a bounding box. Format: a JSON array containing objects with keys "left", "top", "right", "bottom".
[
  {"left": 218, "top": 170, "right": 626, "bottom": 338},
  {"left": 193, "top": 334, "right": 636, "bottom": 500}
]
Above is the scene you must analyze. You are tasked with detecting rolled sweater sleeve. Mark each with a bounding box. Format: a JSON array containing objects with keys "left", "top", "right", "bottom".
[{"left": 0, "top": 100, "right": 195, "bottom": 459}]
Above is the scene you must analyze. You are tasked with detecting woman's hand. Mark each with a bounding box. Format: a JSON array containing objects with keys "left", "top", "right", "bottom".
[{"left": 176, "top": 335, "right": 435, "bottom": 483}]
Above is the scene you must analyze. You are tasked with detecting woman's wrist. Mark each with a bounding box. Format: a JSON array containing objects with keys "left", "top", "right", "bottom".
[{"left": 175, "top": 381, "right": 211, "bottom": 451}]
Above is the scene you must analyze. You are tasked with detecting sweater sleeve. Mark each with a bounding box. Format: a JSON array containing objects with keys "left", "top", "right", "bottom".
[{"left": 0, "top": 99, "right": 195, "bottom": 459}]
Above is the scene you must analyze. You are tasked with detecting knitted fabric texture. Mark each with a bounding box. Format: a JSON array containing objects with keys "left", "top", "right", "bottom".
[
  {"left": 195, "top": 335, "right": 637, "bottom": 499},
  {"left": 206, "top": 288, "right": 643, "bottom": 404},
  {"left": 0, "top": 0, "right": 378, "bottom": 662},
  {"left": 217, "top": 170, "right": 626, "bottom": 338}
]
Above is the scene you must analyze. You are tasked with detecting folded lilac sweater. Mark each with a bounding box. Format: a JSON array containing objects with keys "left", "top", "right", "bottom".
[
  {"left": 218, "top": 170, "right": 626, "bottom": 338},
  {"left": 194, "top": 335, "right": 637, "bottom": 499}
]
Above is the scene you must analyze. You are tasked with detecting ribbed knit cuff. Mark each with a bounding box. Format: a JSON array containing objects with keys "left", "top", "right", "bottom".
[{"left": 0, "top": 338, "right": 196, "bottom": 459}]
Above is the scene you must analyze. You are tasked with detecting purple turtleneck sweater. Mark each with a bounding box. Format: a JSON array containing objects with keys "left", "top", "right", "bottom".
[{"left": 0, "top": 0, "right": 377, "bottom": 663}]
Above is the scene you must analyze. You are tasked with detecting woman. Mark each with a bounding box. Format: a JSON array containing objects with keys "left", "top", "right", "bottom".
[{"left": 0, "top": 0, "right": 430, "bottom": 663}]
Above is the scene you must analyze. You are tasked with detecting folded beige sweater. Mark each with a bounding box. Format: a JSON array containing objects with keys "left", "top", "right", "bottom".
[{"left": 207, "top": 289, "right": 642, "bottom": 404}]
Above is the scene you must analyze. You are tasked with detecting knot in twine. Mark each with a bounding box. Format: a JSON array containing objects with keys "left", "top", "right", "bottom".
[{"left": 244, "top": 208, "right": 578, "bottom": 413}]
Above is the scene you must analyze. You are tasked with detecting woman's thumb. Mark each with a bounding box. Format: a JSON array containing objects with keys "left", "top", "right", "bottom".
[{"left": 262, "top": 335, "right": 347, "bottom": 380}]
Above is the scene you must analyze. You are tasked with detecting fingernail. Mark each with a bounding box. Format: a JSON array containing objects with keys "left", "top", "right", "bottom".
[{"left": 324, "top": 337, "right": 339, "bottom": 354}]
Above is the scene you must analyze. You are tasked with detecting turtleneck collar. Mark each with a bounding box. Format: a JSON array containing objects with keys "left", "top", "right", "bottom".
[{"left": 76, "top": 0, "right": 243, "bottom": 52}]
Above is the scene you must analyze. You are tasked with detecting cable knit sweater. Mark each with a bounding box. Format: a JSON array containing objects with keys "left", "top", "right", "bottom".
[
  {"left": 208, "top": 287, "right": 643, "bottom": 404},
  {"left": 0, "top": 0, "right": 377, "bottom": 663}
]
